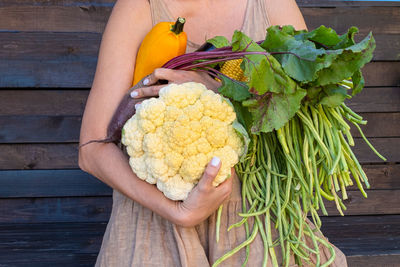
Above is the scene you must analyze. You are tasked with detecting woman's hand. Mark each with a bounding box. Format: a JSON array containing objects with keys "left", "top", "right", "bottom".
[
  {"left": 175, "top": 157, "right": 234, "bottom": 228},
  {"left": 129, "top": 68, "right": 221, "bottom": 99}
]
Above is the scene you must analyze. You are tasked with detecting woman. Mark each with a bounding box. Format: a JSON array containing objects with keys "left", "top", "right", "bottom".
[{"left": 79, "top": 0, "right": 347, "bottom": 265}]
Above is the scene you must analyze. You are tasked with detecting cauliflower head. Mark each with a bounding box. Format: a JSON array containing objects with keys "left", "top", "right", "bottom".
[{"left": 122, "top": 82, "right": 247, "bottom": 201}]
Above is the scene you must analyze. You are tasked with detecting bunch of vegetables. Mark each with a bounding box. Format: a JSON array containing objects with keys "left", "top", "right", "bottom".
[
  {"left": 82, "top": 22, "right": 385, "bottom": 266},
  {"left": 162, "top": 25, "right": 385, "bottom": 266}
]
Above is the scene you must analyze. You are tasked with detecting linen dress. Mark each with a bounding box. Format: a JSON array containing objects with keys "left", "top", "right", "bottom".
[{"left": 95, "top": 0, "right": 348, "bottom": 266}]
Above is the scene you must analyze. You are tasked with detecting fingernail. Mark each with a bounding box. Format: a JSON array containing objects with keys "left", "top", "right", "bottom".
[
  {"left": 135, "top": 103, "right": 141, "bottom": 110},
  {"left": 143, "top": 78, "right": 149, "bottom": 85},
  {"left": 211, "top": 156, "right": 220, "bottom": 167},
  {"left": 130, "top": 91, "right": 139, "bottom": 98}
]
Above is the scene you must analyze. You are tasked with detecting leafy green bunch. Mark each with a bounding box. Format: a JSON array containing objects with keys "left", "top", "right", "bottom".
[{"left": 209, "top": 25, "right": 375, "bottom": 134}]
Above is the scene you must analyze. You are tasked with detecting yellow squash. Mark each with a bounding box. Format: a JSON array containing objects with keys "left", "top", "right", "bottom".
[{"left": 132, "top": 17, "right": 187, "bottom": 86}]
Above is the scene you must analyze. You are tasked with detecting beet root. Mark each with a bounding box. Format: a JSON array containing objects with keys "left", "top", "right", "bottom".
[{"left": 79, "top": 78, "right": 150, "bottom": 148}]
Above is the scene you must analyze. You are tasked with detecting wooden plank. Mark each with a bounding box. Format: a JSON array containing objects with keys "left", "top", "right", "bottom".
[
  {"left": 0, "top": 87, "right": 397, "bottom": 116},
  {"left": 321, "top": 215, "right": 400, "bottom": 255},
  {"left": 1, "top": 145, "right": 398, "bottom": 190},
  {"left": 346, "top": 87, "right": 400, "bottom": 113},
  {"left": 0, "top": 32, "right": 101, "bottom": 60},
  {"left": 336, "top": 237, "right": 400, "bottom": 257},
  {"left": 0, "top": 118, "right": 398, "bottom": 163},
  {"left": 0, "top": 144, "right": 78, "bottom": 169},
  {"left": 353, "top": 138, "right": 399, "bottom": 163},
  {"left": 0, "top": 196, "right": 112, "bottom": 223},
  {"left": 350, "top": 113, "right": 400, "bottom": 138},
  {"left": 369, "top": 34, "right": 400, "bottom": 61},
  {"left": 0, "top": 164, "right": 397, "bottom": 198},
  {"left": 347, "top": 255, "right": 400, "bottom": 267},
  {"left": 0, "top": 170, "right": 111, "bottom": 198},
  {"left": 0, "top": 32, "right": 99, "bottom": 88},
  {"left": 324, "top": 190, "right": 400, "bottom": 216},
  {"left": 322, "top": 215, "right": 400, "bottom": 239},
  {"left": 0, "top": 252, "right": 98, "bottom": 267},
  {"left": 0, "top": 58, "right": 96, "bottom": 88},
  {"left": 0, "top": 90, "right": 88, "bottom": 116},
  {"left": 0, "top": 189, "right": 399, "bottom": 223},
  {"left": 321, "top": 214, "right": 400, "bottom": 239},
  {"left": 1, "top": 60, "right": 397, "bottom": 89},
  {"left": 2, "top": 31, "right": 396, "bottom": 66},
  {"left": 0, "top": 6, "right": 111, "bottom": 33},
  {"left": 0, "top": 218, "right": 398, "bottom": 266},
  {"left": 302, "top": 7, "right": 400, "bottom": 35},
  {"left": 0, "top": 220, "right": 397, "bottom": 267},
  {"left": 0, "top": 117, "right": 398, "bottom": 164},
  {"left": 2, "top": 111, "right": 400, "bottom": 142},
  {"left": 363, "top": 62, "right": 400, "bottom": 87},
  {"left": 0, "top": 115, "right": 81, "bottom": 143},
  {"left": 355, "top": 164, "right": 400, "bottom": 190},
  {"left": 0, "top": 222, "right": 107, "bottom": 254}
]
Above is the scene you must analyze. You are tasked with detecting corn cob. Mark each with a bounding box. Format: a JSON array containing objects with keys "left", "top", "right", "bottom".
[{"left": 219, "top": 59, "right": 247, "bottom": 82}]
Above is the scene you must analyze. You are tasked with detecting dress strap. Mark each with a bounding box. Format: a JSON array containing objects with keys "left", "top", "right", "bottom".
[
  {"left": 241, "top": 0, "right": 271, "bottom": 42},
  {"left": 148, "top": 0, "right": 172, "bottom": 27}
]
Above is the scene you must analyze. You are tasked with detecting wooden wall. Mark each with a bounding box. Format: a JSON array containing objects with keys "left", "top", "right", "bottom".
[{"left": 0, "top": 0, "right": 399, "bottom": 266}]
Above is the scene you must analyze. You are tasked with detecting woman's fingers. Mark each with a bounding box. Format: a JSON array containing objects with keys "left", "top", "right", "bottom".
[
  {"left": 130, "top": 84, "right": 165, "bottom": 98},
  {"left": 130, "top": 67, "right": 222, "bottom": 98},
  {"left": 130, "top": 68, "right": 174, "bottom": 98},
  {"left": 199, "top": 157, "right": 222, "bottom": 189},
  {"left": 147, "top": 68, "right": 178, "bottom": 83},
  {"left": 134, "top": 101, "right": 142, "bottom": 110}
]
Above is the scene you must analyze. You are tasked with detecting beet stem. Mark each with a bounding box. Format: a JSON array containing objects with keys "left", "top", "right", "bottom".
[{"left": 79, "top": 137, "right": 116, "bottom": 149}]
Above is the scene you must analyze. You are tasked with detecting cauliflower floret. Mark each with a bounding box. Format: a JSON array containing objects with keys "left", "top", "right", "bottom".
[
  {"left": 164, "top": 150, "right": 184, "bottom": 177},
  {"left": 179, "top": 153, "right": 208, "bottom": 183},
  {"left": 196, "top": 137, "right": 212, "bottom": 154},
  {"left": 160, "top": 82, "right": 207, "bottom": 108},
  {"left": 129, "top": 155, "right": 148, "bottom": 181},
  {"left": 142, "top": 128, "right": 164, "bottom": 158},
  {"left": 226, "top": 127, "right": 244, "bottom": 156},
  {"left": 182, "top": 141, "right": 199, "bottom": 158},
  {"left": 165, "top": 106, "right": 184, "bottom": 122},
  {"left": 183, "top": 100, "right": 204, "bottom": 121},
  {"left": 203, "top": 118, "right": 229, "bottom": 148},
  {"left": 166, "top": 121, "right": 192, "bottom": 147},
  {"left": 136, "top": 98, "right": 166, "bottom": 132},
  {"left": 146, "top": 157, "right": 169, "bottom": 183},
  {"left": 122, "top": 82, "right": 246, "bottom": 200},
  {"left": 122, "top": 117, "right": 145, "bottom": 157},
  {"left": 200, "top": 90, "right": 236, "bottom": 123},
  {"left": 157, "top": 175, "right": 195, "bottom": 201}
]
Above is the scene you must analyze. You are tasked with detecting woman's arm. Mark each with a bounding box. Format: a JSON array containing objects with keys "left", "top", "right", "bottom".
[
  {"left": 266, "top": 0, "right": 308, "bottom": 30},
  {"left": 79, "top": 0, "right": 232, "bottom": 227}
]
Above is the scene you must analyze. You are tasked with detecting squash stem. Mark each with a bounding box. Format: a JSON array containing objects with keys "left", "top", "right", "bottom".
[{"left": 171, "top": 17, "right": 186, "bottom": 35}]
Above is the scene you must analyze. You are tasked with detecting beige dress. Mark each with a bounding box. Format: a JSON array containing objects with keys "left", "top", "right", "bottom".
[{"left": 95, "top": 0, "right": 348, "bottom": 266}]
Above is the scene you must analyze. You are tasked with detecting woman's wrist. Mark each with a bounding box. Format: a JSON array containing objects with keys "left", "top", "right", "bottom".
[{"left": 172, "top": 201, "right": 199, "bottom": 228}]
